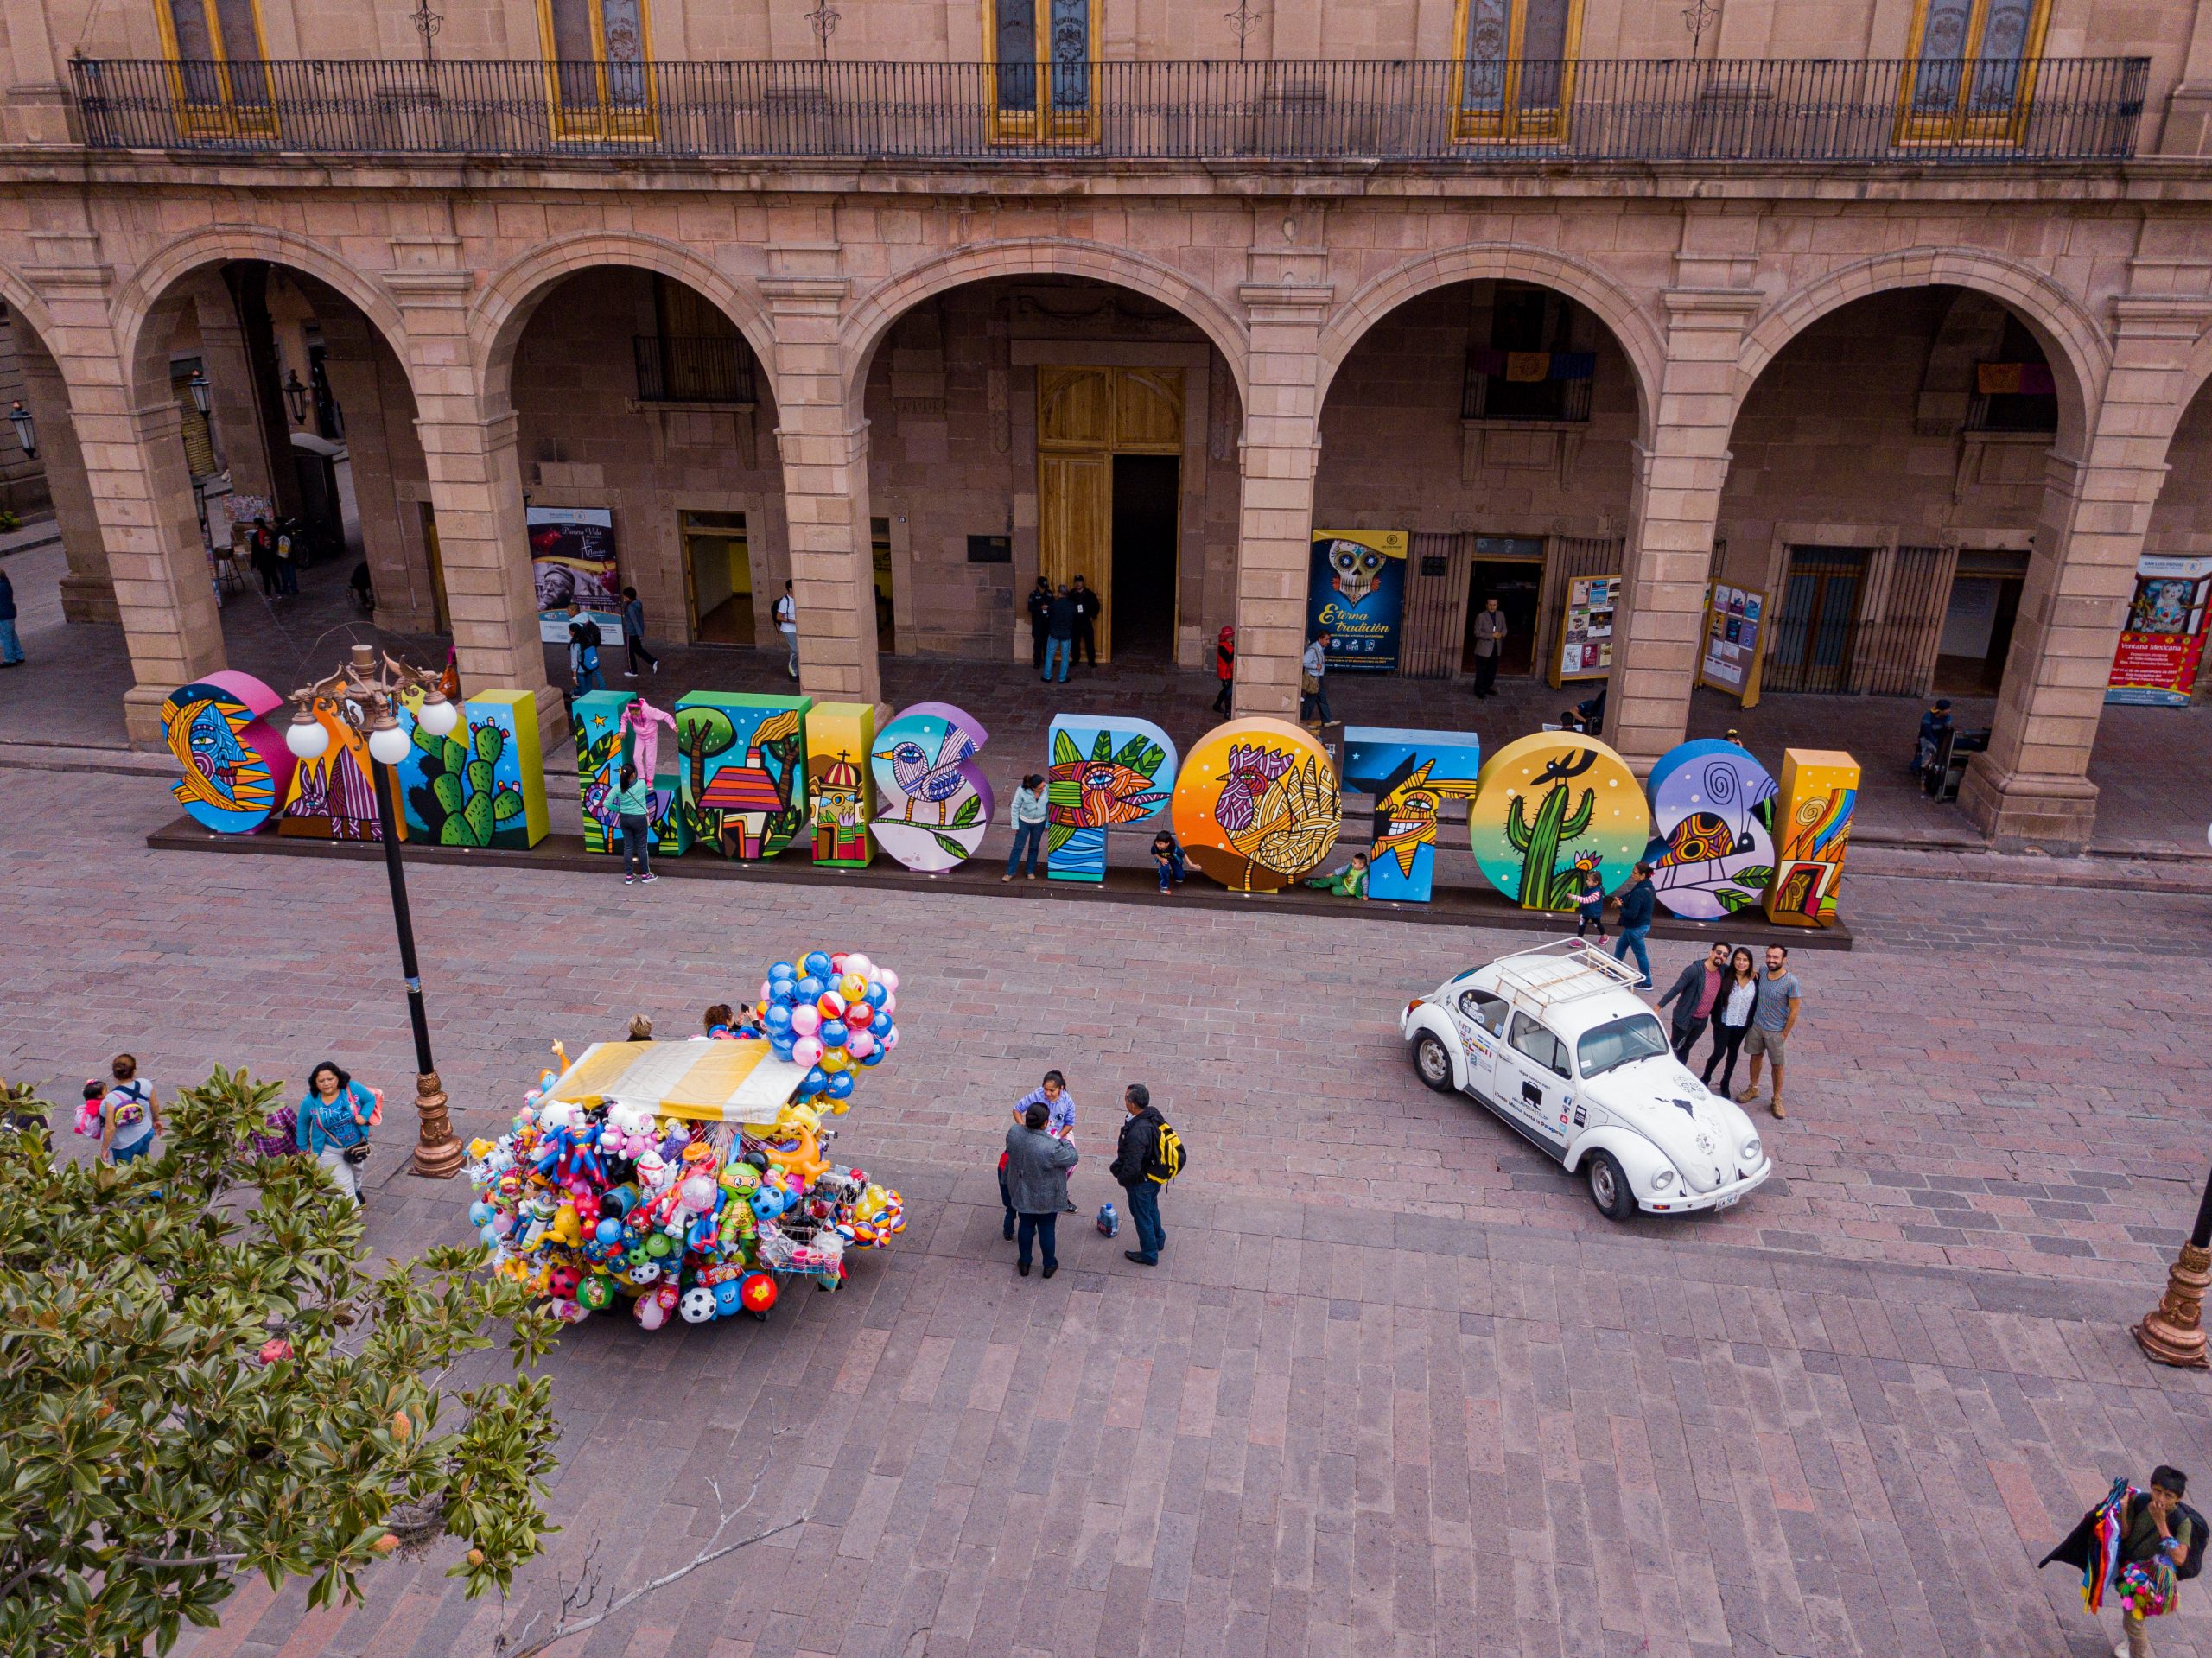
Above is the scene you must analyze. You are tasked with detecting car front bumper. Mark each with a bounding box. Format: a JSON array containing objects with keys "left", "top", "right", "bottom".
[{"left": 1640, "top": 1159, "right": 1771, "bottom": 1214}]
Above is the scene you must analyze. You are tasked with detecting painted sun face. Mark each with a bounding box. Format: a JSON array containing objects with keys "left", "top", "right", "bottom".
[
  {"left": 1329, "top": 541, "right": 1385, "bottom": 606},
  {"left": 187, "top": 701, "right": 249, "bottom": 794}
]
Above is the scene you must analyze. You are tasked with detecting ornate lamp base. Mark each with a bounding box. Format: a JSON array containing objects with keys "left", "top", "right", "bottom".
[
  {"left": 410, "top": 1070, "right": 465, "bottom": 1179},
  {"left": 2134, "top": 1243, "right": 2211, "bottom": 1369}
]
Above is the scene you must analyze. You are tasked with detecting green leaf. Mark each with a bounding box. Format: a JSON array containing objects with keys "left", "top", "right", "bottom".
[
  {"left": 931, "top": 831, "right": 971, "bottom": 863},
  {"left": 949, "top": 793, "right": 981, "bottom": 829},
  {"left": 1732, "top": 865, "right": 1774, "bottom": 890},
  {"left": 1051, "top": 729, "right": 1080, "bottom": 768}
]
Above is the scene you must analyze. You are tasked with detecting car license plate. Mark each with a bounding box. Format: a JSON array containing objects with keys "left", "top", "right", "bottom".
[{"left": 1713, "top": 1194, "right": 1738, "bottom": 1210}]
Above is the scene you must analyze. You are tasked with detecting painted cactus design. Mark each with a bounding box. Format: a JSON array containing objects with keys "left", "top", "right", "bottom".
[
  {"left": 410, "top": 719, "right": 524, "bottom": 848},
  {"left": 1504, "top": 749, "right": 1599, "bottom": 911}
]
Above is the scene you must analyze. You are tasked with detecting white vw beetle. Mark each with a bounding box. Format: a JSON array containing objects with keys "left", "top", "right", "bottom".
[{"left": 1401, "top": 940, "right": 1771, "bottom": 1220}]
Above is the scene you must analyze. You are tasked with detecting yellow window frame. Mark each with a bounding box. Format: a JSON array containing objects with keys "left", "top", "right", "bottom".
[
  {"left": 153, "top": 0, "right": 277, "bottom": 141},
  {"left": 1447, "top": 0, "right": 1584, "bottom": 143},
  {"left": 1894, "top": 0, "right": 2053, "bottom": 147},
  {"left": 535, "top": 0, "right": 659, "bottom": 143},
  {"left": 982, "top": 0, "right": 1102, "bottom": 145}
]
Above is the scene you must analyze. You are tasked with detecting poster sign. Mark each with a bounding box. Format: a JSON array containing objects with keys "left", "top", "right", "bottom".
[
  {"left": 1554, "top": 573, "right": 1618, "bottom": 683},
  {"left": 2107, "top": 555, "right": 2212, "bottom": 707},
  {"left": 529, "top": 506, "right": 624, "bottom": 644},
  {"left": 1697, "top": 581, "right": 1766, "bottom": 707},
  {"left": 1308, "top": 530, "right": 1408, "bottom": 674}
]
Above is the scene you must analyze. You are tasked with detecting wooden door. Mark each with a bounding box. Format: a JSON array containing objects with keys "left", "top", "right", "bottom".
[
  {"left": 1039, "top": 452, "right": 1111, "bottom": 656},
  {"left": 1037, "top": 366, "right": 1183, "bottom": 664}
]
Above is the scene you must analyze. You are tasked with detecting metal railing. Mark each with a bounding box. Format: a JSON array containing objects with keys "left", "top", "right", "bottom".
[
  {"left": 1462, "top": 368, "right": 1594, "bottom": 423},
  {"left": 69, "top": 55, "right": 2147, "bottom": 162},
  {"left": 632, "top": 333, "right": 757, "bottom": 404}
]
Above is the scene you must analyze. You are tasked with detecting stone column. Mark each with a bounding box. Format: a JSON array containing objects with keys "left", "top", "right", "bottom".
[
  {"left": 188, "top": 272, "right": 276, "bottom": 507},
  {"left": 1608, "top": 287, "right": 1758, "bottom": 772},
  {"left": 1232, "top": 283, "right": 1331, "bottom": 720},
  {"left": 766, "top": 264, "right": 882, "bottom": 708},
  {"left": 29, "top": 247, "right": 224, "bottom": 744},
  {"left": 319, "top": 308, "right": 435, "bottom": 631},
  {"left": 16, "top": 330, "right": 114, "bottom": 624},
  {"left": 395, "top": 263, "right": 561, "bottom": 752}
]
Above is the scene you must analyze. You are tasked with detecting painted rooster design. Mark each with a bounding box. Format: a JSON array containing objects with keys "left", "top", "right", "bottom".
[
  {"left": 875, "top": 725, "right": 979, "bottom": 824},
  {"left": 1213, "top": 742, "right": 1340, "bottom": 892}
]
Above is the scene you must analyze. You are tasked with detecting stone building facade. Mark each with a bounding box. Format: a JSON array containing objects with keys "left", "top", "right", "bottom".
[{"left": 5, "top": 0, "right": 2212, "bottom": 848}]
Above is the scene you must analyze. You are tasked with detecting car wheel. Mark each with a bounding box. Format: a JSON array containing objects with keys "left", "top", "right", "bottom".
[
  {"left": 1586, "top": 1151, "right": 1634, "bottom": 1222},
  {"left": 1413, "top": 1032, "right": 1454, "bottom": 1093}
]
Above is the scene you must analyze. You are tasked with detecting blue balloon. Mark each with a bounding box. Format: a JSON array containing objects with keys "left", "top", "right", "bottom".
[
  {"left": 795, "top": 975, "right": 825, "bottom": 1002},
  {"left": 770, "top": 960, "right": 797, "bottom": 981},
  {"left": 596, "top": 1217, "right": 623, "bottom": 1244},
  {"left": 468, "top": 1200, "right": 492, "bottom": 1226},
  {"left": 865, "top": 982, "right": 889, "bottom": 1008},
  {"left": 826, "top": 1071, "right": 855, "bottom": 1100},
  {"left": 819, "top": 1020, "right": 848, "bottom": 1048},
  {"left": 860, "top": 1046, "right": 886, "bottom": 1067},
  {"left": 803, "top": 950, "right": 833, "bottom": 978},
  {"left": 765, "top": 1004, "right": 793, "bottom": 1032},
  {"left": 803, "top": 1065, "right": 830, "bottom": 1093}
]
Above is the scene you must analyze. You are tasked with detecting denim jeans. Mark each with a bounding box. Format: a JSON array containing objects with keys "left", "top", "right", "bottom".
[
  {"left": 0, "top": 618, "right": 21, "bottom": 664},
  {"left": 276, "top": 560, "right": 298, "bottom": 594},
  {"left": 1015, "top": 1210, "right": 1058, "bottom": 1271},
  {"left": 620, "top": 814, "right": 652, "bottom": 878},
  {"left": 1613, "top": 925, "right": 1652, "bottom": 987},
  {"left": 1043, "top": 638, "right": 1071, "bottom": 682},
  {"left": 1006, "top": 817, "right": 1046, "bottom": 878},
  {"left": 999, "top": 1166, "right": 1015, "bottom": 1236},
  {"left": 1122, "top": 1179, "right": 1165, "bottom": 1261},
  {"left": 575, "top": 664, "right": 604, "bottom": 696},
  {"left": 1155, "top": 848, "right": 1185, "bottom": 890}
]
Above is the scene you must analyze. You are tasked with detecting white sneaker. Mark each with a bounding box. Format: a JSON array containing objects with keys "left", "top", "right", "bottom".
[{"left": 2114, "top": 1641, "right": 2131, "bottom": 1658}]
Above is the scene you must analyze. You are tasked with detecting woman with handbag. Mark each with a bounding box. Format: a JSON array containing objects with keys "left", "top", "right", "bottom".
[{"left": 297, "top": 1061, "right": 377, "bottom": 1205}]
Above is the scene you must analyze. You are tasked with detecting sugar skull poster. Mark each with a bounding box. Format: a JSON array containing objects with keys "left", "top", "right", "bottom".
[
  {"left": 1307, "top": 529, "right": 1407, "bottom": 673},
  {"left": 1339, "top": 727, "right": 1483, "bottom": 904},
  {"left": 1467, "top": 732, "right": 1649, "bottom": 912},
  {"left": 161, "top": 670, "right": 295, "bottom": 834},
  {"left": 869, "top": 702, "right": 992, "bottom": 873},
  {"left": 1168, "top": 717, "right": 1341, "bottom": 893},
  {"left": 1643, "top": 740, "right": 1777, "bottom": 919}
]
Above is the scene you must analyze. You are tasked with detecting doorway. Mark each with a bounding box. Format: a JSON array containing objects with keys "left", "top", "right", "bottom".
[
  {"left": 1935, "top": 549, "right": 2028, "bottom": 696},
  {"left": 869, "top": 516, "right": 896, "bottom": 651},
  {"left": 417, "top": 502, "right": 450, "bottom": 633},
  {"left": 1110, "top": 455, "right": 1179, "bottom": 661},
  {"left": 1462, "top": 537, "right": 1543, "bottom": 676},
  {"left": 682, "top": 510, "right": 753, "bottom": 645},
  {"left": 1766, "top": 547, "right": 1872, "bottom": 693}
]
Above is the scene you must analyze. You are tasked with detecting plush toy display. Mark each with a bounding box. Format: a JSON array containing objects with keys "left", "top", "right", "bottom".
[{"left": 466, "top": 949, "right": 908, "bottom": 1329}]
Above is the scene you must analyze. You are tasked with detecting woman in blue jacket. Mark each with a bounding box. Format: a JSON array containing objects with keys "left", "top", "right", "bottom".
[{"left": 297, "top": 1061, "right": 376, "bottom": 1206}]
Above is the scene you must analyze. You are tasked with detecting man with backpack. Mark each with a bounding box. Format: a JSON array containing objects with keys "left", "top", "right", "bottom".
[
  {"left": 1109, "top": 1083, "right": 1181, "bottom": 1267},
  {"left": 2042, "top": 1464, "right": 2201, "bottom": 1658},
  {"left": 567, "top": 602, "right": 605, "bottom": 696}
]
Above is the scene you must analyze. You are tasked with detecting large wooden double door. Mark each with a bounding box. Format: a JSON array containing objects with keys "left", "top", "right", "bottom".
[{"left": 1037, "top": 366, "right": 1184, "bottom": 664}]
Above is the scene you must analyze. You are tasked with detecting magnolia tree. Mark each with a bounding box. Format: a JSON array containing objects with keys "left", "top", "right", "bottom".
[{"left": 0, "top": 1069, "right": 562, "bottom": 1657}]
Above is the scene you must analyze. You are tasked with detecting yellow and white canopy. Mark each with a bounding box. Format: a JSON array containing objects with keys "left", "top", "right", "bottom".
[{"left": 543, "top": 1040, "right": 810, "bottom": 1124}]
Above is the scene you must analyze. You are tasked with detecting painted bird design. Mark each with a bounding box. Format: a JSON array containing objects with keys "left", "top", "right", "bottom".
[
  {"left": 1213, "top": 743, "right": 1293, "bottom": 839},
  {"left": 1216, "top": 747, "right": 1339, "bottom": 892},
  {"left": 1052, "top": 758, "right": 1168, "bottom": 830},
  {"left": 875, "top": 726, "right": 978, "bottom": 824}
]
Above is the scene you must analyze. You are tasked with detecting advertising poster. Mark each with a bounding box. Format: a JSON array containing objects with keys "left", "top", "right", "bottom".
[
  {"left": 1308, "top": 530, "right": 1408, "bottom": 673},
  {"left": 529, "top": 505, "right": 624, "bottom": 644},
  {"left": 2107, "top": 555, "right": 2212, "bottom": 707},
  {"left": 1697, "top": 581, "right": 1766, "bottom": 707},
  {"left": 1555, "top": 572, "right": 1619, "bottom": 683}
]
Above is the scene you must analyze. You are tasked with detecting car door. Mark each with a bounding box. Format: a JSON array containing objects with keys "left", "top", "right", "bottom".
[
  {"left": 1450, "top": 988, "right": 1509, "bottom": 1103},
  {"left": 1497, "top": 1011, "right": 1574, "bottom": 1153}
]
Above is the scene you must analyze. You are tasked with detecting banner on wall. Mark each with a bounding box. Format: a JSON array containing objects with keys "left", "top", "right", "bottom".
[
  {"left": 1308, "top": 530, "right": 1408, "bottom": 673},
  {"left": 2107, "top": 555, "right": 2212, "bottom": 707},
  {"left": 1554, "top": 572, "right": 1619, "bottom": 683},
  {"left": 1697, "top": 581, "right": 1767, "bottom": 708},
  {"left": 529, "top": 506, "right": 624, "bottom": 644}
]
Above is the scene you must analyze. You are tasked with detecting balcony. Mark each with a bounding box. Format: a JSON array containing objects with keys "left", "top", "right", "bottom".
[
  {"left": 68, "top": 56, "right": 2148, "bottom": 164},
  {"left": 633, "top": 334, "right": 758, "bottom": 405}
]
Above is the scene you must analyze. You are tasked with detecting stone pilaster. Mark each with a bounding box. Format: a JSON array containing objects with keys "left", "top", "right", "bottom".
[
  {"left": 16, "top": 331, "right": 113, "bottom": 624},
  {"left": 1232, "top": 277, "right": 1330, "bottom": 721},
  {"left": 188, "top": 271, "right": 276, "bottom": 507},
  {"left": 766, "top": 262, "right": 880, "bottom": 709},
  {"left": 1609, "top": 286, "right": 1759, "bottom": 772},
  {"left": 319, "top": 308, "right": 433, "bottom": 631}
]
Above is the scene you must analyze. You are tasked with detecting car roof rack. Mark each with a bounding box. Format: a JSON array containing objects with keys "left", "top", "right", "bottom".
[{"left": 1489, "top": 938, "right": 1645, "bottom": 1011}]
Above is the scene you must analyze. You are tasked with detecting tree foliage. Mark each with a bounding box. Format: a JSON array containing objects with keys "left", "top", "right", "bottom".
[{"left": 0, "top": 1070, "right": 562, "bottom": 1658}]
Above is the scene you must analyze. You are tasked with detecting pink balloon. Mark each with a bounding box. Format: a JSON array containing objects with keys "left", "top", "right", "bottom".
[
  {"left": 880, "top": 991, "right": 896, "bottom": 1017},
  {"left": 882, "top": 1026, "right": 899, "bottom": 1050},
  {"left": 846, "top": 954, "right": 874, "bottom": 979},
  {"left": 790, "top": 1005, "right": 822, "bottom": 1037},
  {"left": 877, "top": 969, "right": 899, "bottom": 993},
  {"left": 791, "top": 1035, "right": 824, "bottom": 1068},
  {"left": 847, "top": 1028, "right": 876, "bottom": 1060},
  {"left": 760, "top": 980, "right": 773, "bottom": 1005}
]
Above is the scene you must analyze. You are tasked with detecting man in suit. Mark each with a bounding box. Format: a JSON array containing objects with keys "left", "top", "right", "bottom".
[
  {"left": 1655, "top": 941, "right": 1728, "bottom": 1061},
  {"left": 1070, "top": 575, "right": 1102, "bottom": 667}
]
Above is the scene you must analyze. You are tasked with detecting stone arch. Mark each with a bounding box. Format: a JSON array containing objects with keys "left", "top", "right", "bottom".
[
  {"left": 112, "top": 224, "right": 415, "bottom": 408},
  {"left": 473, "top": 233, "right": 779, "bottom": 416},
  {"left": 2164, "top": 321, "right": 2212, "bottom": 444},
  {"left": 1736, "top": 248, "right": 2107, "bottom": 454},
  {"left": 839, "top": 239, "right": 1250, "bottom": 417},
  {"left": 0, "top": 257, "right": 63, "bottom": 365},
  {"left": 1318, "top": 245, "right": 1666, "bottom": 430}
]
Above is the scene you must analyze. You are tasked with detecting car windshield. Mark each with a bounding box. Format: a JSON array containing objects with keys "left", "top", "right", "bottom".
[{"left": 1577, "top": 1013, "right": 1670, "bottom": 1077}]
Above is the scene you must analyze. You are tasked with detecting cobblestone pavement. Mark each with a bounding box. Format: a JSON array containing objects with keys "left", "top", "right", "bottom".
[
  {"left": 4, "top": 756, "right": 2211, "bottom": 1658},
  {"left": 6, "top": 539, "right": 2210, "bottom": 857}
]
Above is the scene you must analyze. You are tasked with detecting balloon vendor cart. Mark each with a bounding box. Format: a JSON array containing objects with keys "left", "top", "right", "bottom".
[{"left": 466, "top": 950, "right": 906, "bottom": 1330}]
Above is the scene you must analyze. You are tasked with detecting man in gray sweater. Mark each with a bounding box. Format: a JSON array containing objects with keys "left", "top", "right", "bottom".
[{"left": 1003, "top": 1100, "right": 1078, "bottom": 1278}]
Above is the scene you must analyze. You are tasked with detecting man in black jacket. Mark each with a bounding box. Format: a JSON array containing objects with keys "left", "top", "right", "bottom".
[
  {"left": 1109, "top": 1083, "right": 1167, "bottom": 1267},
  {"left": 1610, "top": 861, "right": 1656, "bottom": 990},
  {"left": 1027, "top": 576, "right": 1052, "bottom": 670},
  {"left": 1656, "top": 942, "right": 1728, "bottom": 1062},
  {"left": 1043, "top": 585, "right": 1078, "bottom": 683},
  {"left": 1070, "top": 575, "right": 1102, "bottom": 667}
]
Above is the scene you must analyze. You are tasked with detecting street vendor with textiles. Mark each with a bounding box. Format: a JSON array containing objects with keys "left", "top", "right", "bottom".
[{"left": 2042, "top": 1464, "right": 2200, "bottom": 1658}]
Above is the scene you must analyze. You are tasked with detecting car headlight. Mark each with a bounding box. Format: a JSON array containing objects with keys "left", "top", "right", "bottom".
[
  {"left": 1651, "top": 1168, "right": 1675, "bottom": 1191},
  {"left": 1740, "top": 1136, "right": 1762, "bottom": 1162}
]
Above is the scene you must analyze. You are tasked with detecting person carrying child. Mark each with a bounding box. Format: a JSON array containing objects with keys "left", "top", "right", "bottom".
[{"left": 96, "top": 1054, "right": 160, "bottom": 1167}]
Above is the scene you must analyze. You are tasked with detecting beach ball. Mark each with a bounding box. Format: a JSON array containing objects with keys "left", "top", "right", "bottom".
[{"left": 740, "top": 1272, "right": 779, "bottom": 1314}]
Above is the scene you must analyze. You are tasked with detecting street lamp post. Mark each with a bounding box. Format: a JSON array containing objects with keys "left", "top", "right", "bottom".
[
  {"left": 284, "top": 644, "right": 467, "bottom": 1178},
  {"left": 2136, "top": 1170, "right": 2212, "bottom": 1368}
]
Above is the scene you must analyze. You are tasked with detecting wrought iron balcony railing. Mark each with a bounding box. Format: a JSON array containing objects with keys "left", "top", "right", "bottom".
[
  {"left": 633, "top": 334, "right": 758, "bottom": 404},
  {"left": 69, "top": 56, "right": 2147, "bottom": 164}
]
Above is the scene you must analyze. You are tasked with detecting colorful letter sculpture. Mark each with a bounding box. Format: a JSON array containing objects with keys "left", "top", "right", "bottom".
[
  {"left": 397, "top": 690, "right": 550, "bottom": 849},
  {"left": 279, "top": 700, "right": 402, "bottom": 842},
  {"left": 1469, "top": 732, "right": 1649, "bottom": 912},
  {"left": 571, "top": 690, "right": 633, "bottom": 856},
  {"left": 806, "top": 702, "right": 877, "bottom": 867},
  {"left": 1045, "top": 715, "right": 1179, "bottom": 882},
  {"left": 1643, "top": 739, "right": 1777, "bottom": 919},
  {"left": 1168, "top": 716, "right": 1341, "bottom": 893},
  {"left": 677, "top": 692, "right": 811, "bottom": 860},
  {"left": 869, "top": 702, "right": 992, "bottom": 873},
  {"left": 161, "top": 670, "right": 294, "bottom": 834},
  {"left": 1765, "top": 749, "right": 1859, "bottom": 928},
  {"left": 1339, "top": 727, "right": 1483, "bottom": 904}
]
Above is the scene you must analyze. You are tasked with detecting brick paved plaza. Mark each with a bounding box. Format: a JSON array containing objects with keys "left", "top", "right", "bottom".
[{"left": 4, "top": 754, "right": 2210, "bottom": 1658}]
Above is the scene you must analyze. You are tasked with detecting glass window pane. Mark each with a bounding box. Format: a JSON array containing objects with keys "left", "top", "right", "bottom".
[
  {"left": 548, "top": 0, "right": 598, "bottom": 111},
  {"left": 1912, "top": 0, "right": 1974, "bottom": 111},
  {"left": 212, "top": 0, "right": 269, "bottom": 106},
  {"left": 1966, "top": 0, "right": 2032, "bottom": 112},
  {"left": 1047, "top": 0, "right": 1089, "bottom": 111},
  {"left": 600, "top": 0, "right": 647, "bottom": 109},
  {"left": 1517, "top": 0, "right": 1569, "bottom": 108},
  {"left": 995, "top": 0, "right": 1037, "bottom": 112},
  {"left": 164, "top": 0, "right": 224, "bottom": 104},
  {"left": 1460, "top": 0, "right": 1509, "bottom": 112}
]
